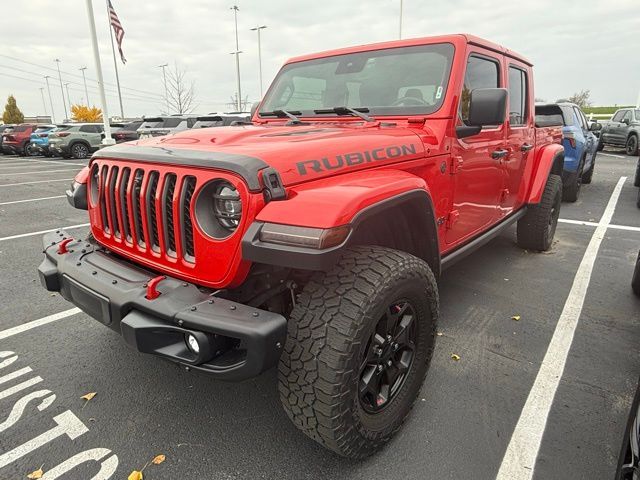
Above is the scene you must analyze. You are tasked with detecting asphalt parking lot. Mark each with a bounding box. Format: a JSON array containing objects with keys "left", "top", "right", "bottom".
[{"left": 0, "top": 150, "right": 639, "bottom": 479}]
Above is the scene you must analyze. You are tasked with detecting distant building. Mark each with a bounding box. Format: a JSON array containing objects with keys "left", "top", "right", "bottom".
[{"left": 24, "top": 116, "right": 53, "bottom": 124}]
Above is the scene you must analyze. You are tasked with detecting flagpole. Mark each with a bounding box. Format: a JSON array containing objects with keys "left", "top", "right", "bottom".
[
  {"left": 85, "top": 0, "right": 114, "bottom": 145},
  {"left": 106, "top": 0, "right": 125, "bottom": 119}
]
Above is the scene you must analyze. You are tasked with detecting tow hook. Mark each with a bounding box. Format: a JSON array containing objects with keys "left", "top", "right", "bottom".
[
  {"left": 145, "top": 275, "right": 167, "bottom": 300},
  {"left": 57, "top": 238, "right": 74, "bottom": 254}
]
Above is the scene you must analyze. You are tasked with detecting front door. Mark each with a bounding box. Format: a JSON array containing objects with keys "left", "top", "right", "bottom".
[{"left": 446, "top": 52, "right": 506, "bottom": 246}]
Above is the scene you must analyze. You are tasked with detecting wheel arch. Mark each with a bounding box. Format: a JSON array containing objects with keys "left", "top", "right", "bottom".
[
  {"left": 346, "top": 191, "right": 441, "bottom": 276},
  {"left": 527, "top": 144, "right": 564, "bottom": 204}
]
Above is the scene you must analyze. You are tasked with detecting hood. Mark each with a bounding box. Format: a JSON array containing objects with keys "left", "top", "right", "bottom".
[{"left": 116, "top": 122, "right": 444, "bottom": 187}]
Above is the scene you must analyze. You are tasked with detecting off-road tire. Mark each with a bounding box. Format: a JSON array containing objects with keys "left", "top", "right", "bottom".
[
  {"left": 626, "top": 135, "right": 638, "bottom": 156},
  {"left": 636, "top": 188, "right": 640, "bottom": 209},
  {"left": 634, "top": 160, "right": 640, "bottom": 187},
  {"left": 597, "top": 140, "right": 604, "bottom": 152},
  {"left": 278, "top": 246, "right": 439, "bottom": 458},
  {"left": 71, "top": 142, "right": 89, "bottom": 159},
  {"left": 632, "top": 251, "right": 640, "bottom": 297},
  {"left": 563, "top": 157, "right": 584, "bottom": 202},
  {"left": 582, "top": 155, "right": 596, "bottom": 184},
  {"left": 517, "top": 174, "right": 562, "bottom": 251}
]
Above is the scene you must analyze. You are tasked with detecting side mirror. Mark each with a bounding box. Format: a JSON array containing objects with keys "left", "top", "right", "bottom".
[
  {"left": 622, "top": 118, "right": 630, "bottom": 125},
  {"left": 456, "top": 88, "right": 508, "bottom": 139},
  {"left": 250, "top": 102, "right": 260, "bottom": 118},
  {"left": 589, "top": 122, "right": 602, "bottom": 132}
]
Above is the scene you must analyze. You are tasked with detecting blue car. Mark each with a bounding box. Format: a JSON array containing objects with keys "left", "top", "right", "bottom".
[
  {"left": 28, "top": 125, "right": 57, "bottom": 157},
  {"left": 557, "top": 103, "right": 601, "bottom": 202}
]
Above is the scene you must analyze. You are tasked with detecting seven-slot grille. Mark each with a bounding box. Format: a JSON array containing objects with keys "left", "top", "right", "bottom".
[{"left": 93, "top": 163, "right": 197, "bottom": 262}]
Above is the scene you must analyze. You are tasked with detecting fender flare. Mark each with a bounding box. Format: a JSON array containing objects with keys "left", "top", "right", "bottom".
[
  {"left": 527, "top": 144, "right": 564, "bottom": 204},
  {"left": 242, "top": 169, "right": 441, "bottom": 275}
]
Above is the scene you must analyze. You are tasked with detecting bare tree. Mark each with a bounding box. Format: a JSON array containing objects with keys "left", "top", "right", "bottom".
[
  {"left": 166, "top": 63, "right": 196, "bottom": 114},
  {"left": 559, "top": 90, "right": 592, "bottom": 109},
  {"left": 227, "top": 94, "right": 250, "bottom": 112}
]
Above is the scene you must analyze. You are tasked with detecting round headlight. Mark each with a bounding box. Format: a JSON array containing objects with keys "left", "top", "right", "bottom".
[
  {"left": 194, "top": 180, "right": 243, "bottom": 239},
  {"left": 213, "top": 183, "right": 242, "bottom": 230}
]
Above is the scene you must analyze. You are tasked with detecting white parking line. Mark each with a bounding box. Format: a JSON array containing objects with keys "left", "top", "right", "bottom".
[
  {"left": 496, "top": 176, "right": 627, "bottom": 480},
  {"left": 0, "top": 178, "right": 73, "bottom": 187},
  {"left": 0, "top": 223, "right": 89, "bottom": 242},
  {"left": 0, "top": 195, "right": 66, "bottom": 206},
  {"left": 21, "top": 158, "right": 87, "bottom": 167},
  {"left": 600, "top": 153, "right": 626, "bottom": 158},
  {"left": 0, "top": 308, "right": 81, "bottom": 340},
  {"left": 559, "top": 218, "right": 640, "bottom": 232},
  {"left": 0, "top": 168, "right": 79, "bottom": 177}
]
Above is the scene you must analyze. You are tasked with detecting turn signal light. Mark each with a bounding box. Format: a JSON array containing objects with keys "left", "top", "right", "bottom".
[{"left": 259, "top": 223, "right": 350, "bottom": 249}]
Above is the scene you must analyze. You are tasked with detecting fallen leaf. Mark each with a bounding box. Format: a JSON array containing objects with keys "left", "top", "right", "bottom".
[
  {"left": 451, "top": 353, "right": 460, "bottom": 361},
  {"left": 152, "top": 454, "right": 166, "bottom": 465},
  {"left": 436, "top": 332, "right": 443, "bottom": 337},
  {"left": 511, "top": 315, "right": 521, "bottom": 321},
  {"left": 128, "top": 471, "right": 143, "bottom": 480},
  {"left": 27, "top": 467, "right": 44, "bottom": 479},
  {"left": 81, "top": 392, "right": 97, "bottom": 401}
]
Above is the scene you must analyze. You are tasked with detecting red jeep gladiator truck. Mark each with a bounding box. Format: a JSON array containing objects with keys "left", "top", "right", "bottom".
[{"left": 39, "top": 34, "right": 563, "bottom": 458}]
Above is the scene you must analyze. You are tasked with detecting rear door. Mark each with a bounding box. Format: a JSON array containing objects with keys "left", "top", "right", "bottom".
[
  {"left": 447, "top": 50, "right": 506, "bottom": 246},
  {"left": 606, "top": 110, "right": 627, "bottom": 145},
  {"left": 573, "top": 106, "right": 594, "bottom": 167},
  {"left": 501, "top": 63, "right": 533, "bottom": 215}
]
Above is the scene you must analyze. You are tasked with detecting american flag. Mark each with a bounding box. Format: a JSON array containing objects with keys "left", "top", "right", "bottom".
[{"left": 108, "top": 0, "right": 126, "bottom": 64}]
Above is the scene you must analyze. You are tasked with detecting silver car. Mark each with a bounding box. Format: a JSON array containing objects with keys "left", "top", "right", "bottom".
[{"left": 136, "top": 115, "right": 198, "bottom": 139}]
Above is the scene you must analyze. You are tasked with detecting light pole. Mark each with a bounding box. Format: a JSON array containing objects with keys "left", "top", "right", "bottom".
[
  {"left": 54, "top": 59, "right": 68, "bottom": 120},
  {"left": 79, "top": 67, "right": 89, "bottom": 105},
  {"left": 84, "top": 0, "right": 114, "bottom": 144},
  {"left": 44, "top": 76, "right": 56, "bottom": 123},
  {"left": 231, "top": 5, "right": 242, "bottom": 111},
  {"left": 65, "top": 83, "right": 72, "bottom": 113},
  {"left": 39, "top": 87, "right": 48, "bottom": 117},
  {"left": 398, "top": 0, "right": 403, "bottom": 39},
  {"left": 158, "top": 63, "right": 169, "bottom": 114},
  {"left": 250, "top": 25, "right": 267, "bottom": 99}
]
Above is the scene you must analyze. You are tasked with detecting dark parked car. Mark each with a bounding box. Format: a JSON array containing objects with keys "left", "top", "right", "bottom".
[
  {"left": 0, "top": 124, "right": 15, "bottom": 154},
  {"left": 191, "top": 114, "right": 250, "bottom": 128},
  {"left": 599, "top": 108, "right": 640, "bottom": 155},
  {"left": 112, "top": 120, "right": 143, "bottom": 143},
  {"left": 635, "top": 155, "right": 640, "bottom": 208}
]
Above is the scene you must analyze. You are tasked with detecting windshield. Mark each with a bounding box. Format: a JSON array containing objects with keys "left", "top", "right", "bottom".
[
  {"left": 159, "top": 118, "right": 183, "bottom": 128},
  {"left": 260, "top": 43, "right": 454, "bottom": 118}
]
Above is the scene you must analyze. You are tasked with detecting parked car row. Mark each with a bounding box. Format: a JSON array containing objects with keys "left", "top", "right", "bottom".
[
  {"left": 0, "top": 112, "right": 251, "bottom": 159},
  {"left": 599, "top": 107, "right": 640, "bottom": 155}
]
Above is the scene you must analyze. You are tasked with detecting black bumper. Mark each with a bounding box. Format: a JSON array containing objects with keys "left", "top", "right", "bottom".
[
  {"left": 66, "top": 181, "right": 88, "bottom": 210},
  {"left": 38, "top": 230, "right": 287, "bottom": 381}
]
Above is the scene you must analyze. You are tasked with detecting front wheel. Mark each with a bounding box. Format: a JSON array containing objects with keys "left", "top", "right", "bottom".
[
  {"left": 278, "top": 246, "right": 438, "bottom": 458},
  {"left": 626, "top": 135, "right": 639, "bottom": 156},
  {"left": 563, "top": 158, "right": 584, "bottom": 202},
  {"left": 517, "top": 174, "right": 562, "bottom": 251},
  {"left": 71, "top": 143, "right": 89, "bottom": 159}
]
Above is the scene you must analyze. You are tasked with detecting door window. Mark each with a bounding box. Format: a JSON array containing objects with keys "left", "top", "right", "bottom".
[
  {"left": 573, "top": 107, "right": 587, "bottom": 130},
  {"left": 621, "top": 110, "right": 632, "bottom": 123},
  {"left": 612, "top": 110, "right": 625, "bottom": 123},
  {"left": 460, "top": 55, "right": 500, "bottom": 125},
  {"left": 508, "top": 67, "right": 528, "bottom": 126}
]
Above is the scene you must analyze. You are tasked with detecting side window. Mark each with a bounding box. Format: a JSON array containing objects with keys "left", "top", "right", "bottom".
[
  {"left": 79, "top": 125, "right": 93, "bottom": 133},
  {"left": 612, "top": 110, "right": 625, "bottom": 123},
  {"left": 573, "top": 107, "right": 586, "bottom": 130},
  {"left": 622, "top": 110, "right": 632, "bottom": 123},
  {"left": 460, "top": 55, "right": 500, "bottom": 126},
  {"left": 560, "top": 106, "right": 574, "bottom": 126},
  {"left": 508, "top": 66, "right": 528, "bottom": 126}
]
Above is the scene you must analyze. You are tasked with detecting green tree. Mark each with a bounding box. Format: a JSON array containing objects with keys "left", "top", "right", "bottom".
[{"left": 2, "top": 95, "right": 24, "bottom": 124}]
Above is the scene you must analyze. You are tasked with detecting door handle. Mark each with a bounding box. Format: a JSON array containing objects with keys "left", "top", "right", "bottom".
[
  {"left": 491, "top": 149, "right": 509, "bottom": 159},
  {"left": 520, "top": 143, "right": 534, "bottom": 152}
]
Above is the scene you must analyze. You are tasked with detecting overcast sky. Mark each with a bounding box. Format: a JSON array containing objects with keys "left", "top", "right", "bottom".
[{"left": 0, "top": 0, "right": 638, "bottom": 120}]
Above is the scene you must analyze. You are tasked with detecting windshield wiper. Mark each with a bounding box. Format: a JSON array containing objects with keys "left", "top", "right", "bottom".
[
  {"left": 260, "top": 109, "right": 303, "bottom": 125},
  {"left": 313, "top": 106, "right": 375, "bottom": 122}
]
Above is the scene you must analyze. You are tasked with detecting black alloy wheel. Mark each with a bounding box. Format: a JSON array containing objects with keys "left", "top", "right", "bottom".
[{"left": 359, "top": 300, "right": 417, "bottom": 413}]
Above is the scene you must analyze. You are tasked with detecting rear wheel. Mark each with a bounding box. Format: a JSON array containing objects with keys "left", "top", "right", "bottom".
[
  {"left": 517, "top": 174, "right": 562, "bottom": 251},
  {"left": 632, "top": 251, "right": 640, "bottom": 297},
  {"left": 71, "top": 143, "right": 89, "bottom": 159},
  {"left": 633, "top": 159, "right": 640, "bottom": 187},
  {"left": 597, "top": 140, "right": 604, "bottom": 151},
  {"left": 563, "top": 158, "right": 584, "bottom": 202},
  {"left": 278, "top": 246, "right": 438, "bottom": 458},
  {"left": 582, "top": 154, "right": 596, "bottom": 184},
  {"left": 626, "top": 135, "right": 638, "bottom": 156}
]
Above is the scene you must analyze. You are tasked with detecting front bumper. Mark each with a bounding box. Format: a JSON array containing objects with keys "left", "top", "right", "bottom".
[
  {"left": 38, "top": 230, "right": 287, "bottom": 381},
  {"left": 48, "top": 143, "right": 69, "bottom": 155}
]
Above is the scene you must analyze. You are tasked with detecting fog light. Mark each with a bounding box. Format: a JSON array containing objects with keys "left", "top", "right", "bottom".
[{"left": 185, "top": 333, "right": 200, "bottom": 354}]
